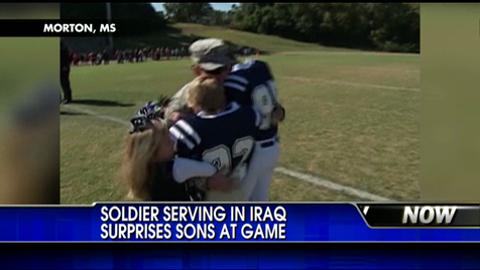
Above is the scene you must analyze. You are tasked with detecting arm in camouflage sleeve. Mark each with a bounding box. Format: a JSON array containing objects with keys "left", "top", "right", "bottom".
[{"left": 164, "top": 82, "right": 193, "bottom": 124}]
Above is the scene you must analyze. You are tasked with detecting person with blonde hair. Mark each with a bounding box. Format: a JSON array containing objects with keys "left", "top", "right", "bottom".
[
  {"left": 164, "top": 38, "right": 235, "bottom": 124},
  {"left": 169, "top": 76, "right": 262, "bottom": 201},
  {"left": 186, "top": 76, "right": 227, "bottom": 115},
  {"left": 120, "top": 101, "right": 234, "bottom": 201}
]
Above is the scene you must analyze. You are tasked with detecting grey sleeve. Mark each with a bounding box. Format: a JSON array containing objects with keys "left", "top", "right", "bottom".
[{"left": 172, "top": 157, "right": 217, "bottom": 183}]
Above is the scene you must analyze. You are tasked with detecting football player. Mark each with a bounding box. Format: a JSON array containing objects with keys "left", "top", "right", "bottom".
[
  {"left": 120, "top": 101, "right": 235, "bottom": 201},
  {"left": 224, "top": 59, "right": 285, "bottom": 201},
  {"left": 169, "top": 76, "right": 261, "bottom": 201}
]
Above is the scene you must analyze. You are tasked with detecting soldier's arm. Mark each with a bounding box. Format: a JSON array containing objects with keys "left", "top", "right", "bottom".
[{"left": 165, "top": 83, "right": 193, "bottom": 124}]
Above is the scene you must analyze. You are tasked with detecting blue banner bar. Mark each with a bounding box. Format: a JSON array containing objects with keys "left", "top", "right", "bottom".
[{"left": 0, "top": 203, "right": 478, "bottom": 242}]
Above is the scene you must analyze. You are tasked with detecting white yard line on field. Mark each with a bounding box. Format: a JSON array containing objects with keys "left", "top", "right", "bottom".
[
  {"left": 63, "top": 104, "right": 393, "bottom": 201},
  {"left": 63, "top": 105, "right": 130, "bottom": 127},
  {"left": 282, "top": 76, "right": 420, "bottom": 92},
  {"left": 274, "top": 167, "right": 392, "bottom": 201}
]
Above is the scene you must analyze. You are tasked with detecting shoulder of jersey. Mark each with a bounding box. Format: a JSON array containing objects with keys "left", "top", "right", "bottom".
[
  {"left": 169, "top": 119, "right": 202, "bottom": 150},
  {"left": 251, "top": 60, "right": 272, "bottom": 75},
  {"left": 232, "top": 59, "right": 269, "bottom": 71},
  {"left": 225, "top": 70, "right": 250, "bottom": 93},
  {"left": 231, "top": 59, "right": 255, "bottom": 72},
  {"left": 227, "top": 60, "right": 270, "bottom": 91},
  {"left": 234, "top": 60, "right": 271, "bottom": 77},
  {"left": 252, "top": 59, "right": 269, "bottom": 69}
]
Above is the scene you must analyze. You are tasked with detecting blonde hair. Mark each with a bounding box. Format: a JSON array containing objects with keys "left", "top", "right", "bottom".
[
  {"left": 186, "top": 76, "right": 226, "bottom": 113},
  {"left": 119, "top": 119, "right": 169, "bottom": 201}
]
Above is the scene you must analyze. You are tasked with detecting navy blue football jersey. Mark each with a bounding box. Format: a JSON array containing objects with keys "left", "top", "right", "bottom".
[
  {"left": 224, "top": 59, "right": 279, "bottom": 141},
  {"left": 169, "top": 102, "right": 260, "bottom": 178}
]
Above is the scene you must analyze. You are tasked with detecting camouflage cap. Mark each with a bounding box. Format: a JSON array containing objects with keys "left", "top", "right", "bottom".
[{"left": 189, "top": 38, "right": 236, "bottom": 71}]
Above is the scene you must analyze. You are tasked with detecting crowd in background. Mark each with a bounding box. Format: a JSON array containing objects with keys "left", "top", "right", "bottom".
[
  {"left": 68, "top": 46, "right": 259, "bottom": 66},
  {"left": 69, "top": 47, "right": 189, "bottom": 66}
]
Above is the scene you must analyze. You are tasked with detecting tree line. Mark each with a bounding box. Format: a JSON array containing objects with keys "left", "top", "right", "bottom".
[
  {"left": 163, "top": 3, "right": 232, "bottom": 26},
  {"left": 61, "top": 3, "right": 419, "bottom": 53},
  {"left": 164, "top": 3, "right": 419, "bottom": 53}
]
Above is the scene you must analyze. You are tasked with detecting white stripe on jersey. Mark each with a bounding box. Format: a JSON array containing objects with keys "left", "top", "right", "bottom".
[
  {"left": 176, "top": 120, "right": 201, "bottom": 145},
  {"left": 224, "top": 82, "right": 246, "bottom": 92},
  {"left": 169, "top": 126, "right": 195, "bottom": 150},
  {"left": 227, "top": 75, "right": 249, "bottom": 85}
]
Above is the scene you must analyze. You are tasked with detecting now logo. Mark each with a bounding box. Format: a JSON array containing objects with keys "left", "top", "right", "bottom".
[{"left": 402, "top": 206, "right": 457, "bottom": 225}]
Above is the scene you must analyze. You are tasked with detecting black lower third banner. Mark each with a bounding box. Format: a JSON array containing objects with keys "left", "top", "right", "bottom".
[
  {"left": 357, "top": 204, "right": 480, "bottom": 227},
  {"left": 0, "top": 19, "right": 154, "bottom": 37}
]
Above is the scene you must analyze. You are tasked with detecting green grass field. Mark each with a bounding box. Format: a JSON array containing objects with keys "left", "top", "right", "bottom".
[{"left": 60, "top": 24, "right": 420, "bottom": 204}]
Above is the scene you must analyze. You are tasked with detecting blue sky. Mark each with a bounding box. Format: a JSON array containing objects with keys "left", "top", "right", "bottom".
[{"left": 151, "top": 3, "right": 238, "bottom": 12}]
